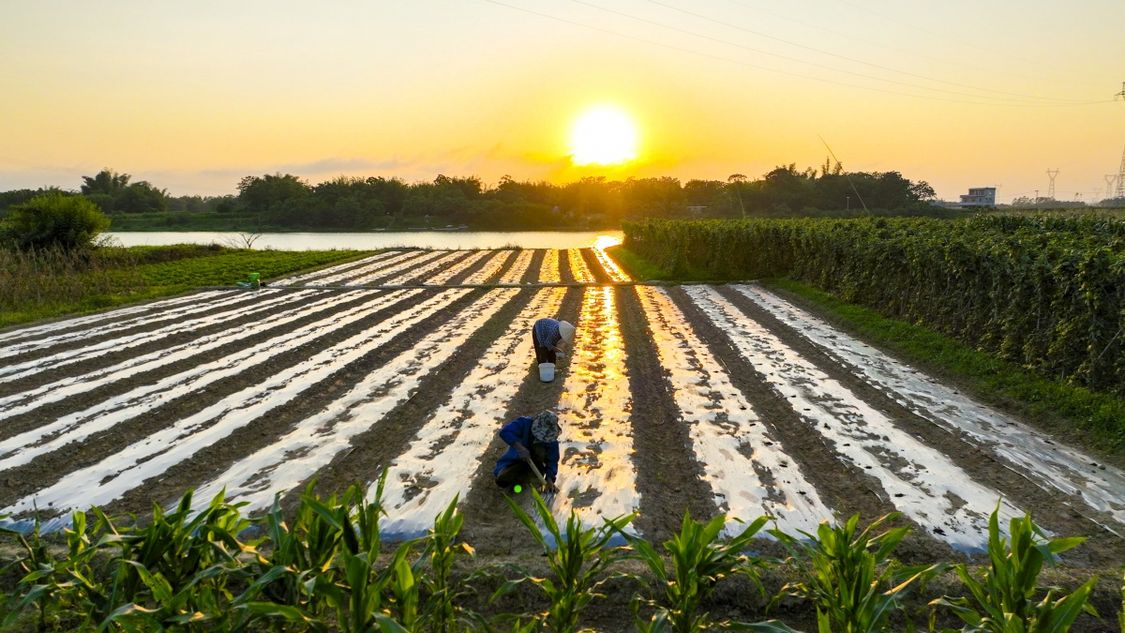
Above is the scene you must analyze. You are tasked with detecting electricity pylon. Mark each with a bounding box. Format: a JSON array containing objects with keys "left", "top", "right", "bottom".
[{"left": 1046, "top": 169, "right": 1059, "bottom": 199}]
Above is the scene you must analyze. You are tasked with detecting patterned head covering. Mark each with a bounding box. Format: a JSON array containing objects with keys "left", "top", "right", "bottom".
[{"left": 530, "top": 410, "right": 560, "bottom": 443}]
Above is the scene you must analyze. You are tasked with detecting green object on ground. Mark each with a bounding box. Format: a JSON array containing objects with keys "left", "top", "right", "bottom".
[{"left": 513, "top": 485, "right": 522, "bottom": 494}]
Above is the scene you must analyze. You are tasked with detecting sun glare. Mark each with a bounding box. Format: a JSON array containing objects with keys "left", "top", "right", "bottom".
[{"left": 569, "top": 105, "right": 638, "bottom": 166}]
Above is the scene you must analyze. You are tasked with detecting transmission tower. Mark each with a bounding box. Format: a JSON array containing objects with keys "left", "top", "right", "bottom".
[
  {"left": 1046, "top": 169, "right": 1059, "bottom": 199},
  {"left": 1106, "top": 175, "right": 1118, "bottom": 199},
  {"left": 1116, "top": 82, "right": 1125, "bottom": 198},
  {"left": 1117, "top": 148, "right": 1125, "bottom": 198}
]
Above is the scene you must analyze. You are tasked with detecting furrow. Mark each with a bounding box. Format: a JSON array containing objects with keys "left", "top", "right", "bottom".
[
  {"left": 594, "top": 246, "right": 631, "bottom": 282},
  {"left": 348, "top": 251, "right": 449, "bottom": 285},
  {"left": 379, "top": 287, "right": 566, "bottom": 537},
  {"left": 273, "top": 251, "right": 402, "bottom": 286},
  {"left": 734, "top": 284, "right": 1125, "bottom": 530},
  {"left": 427, "top": 251, "right": 491, "bottom": 285},
  {"left": 551, "top": 287, "right": 639, "bottom": 533},
  {"left": 0, "top": 289, "right": 471, "bottom": 527},
  {"left": 0, "top": 292, "right": 221, "bottom": 346},
  {"left": 498, "top": 249, "right": 535, "bottom": 284},
  {"left": 0, "top": 290, "right": 246, "bottom": 357},
  {"left": 0, "top": 289, "right": 319, "bottom": 382},
  {"left": 538, "top": 249, "right": 561, "bottom": 283},
  {"left": 579, "top": 248, "right": 612, "bottom": 283},
  {"left": 0, "top": 289, "right": 358, "bottom": 417},
  {"left": 381, "top": 251, "right": 470, "bottom": 285},
  {"left": 637, "top": 286, "right": 833, "bottom": 536},
  {"left": 685, "top": 285, "right": 1023, "bottom": 552},
  {"left": 521, "top": 250, "right": 546, "bottom": 284},
  {"left": 0, "top": 291, "right": 417, "bottom": 470},
  {"left": 567, "top": 249, "right": 595, "bottom": 283},
  {"left": 460, "top": 250, "right": 513, "bottom": 285},
  {"left": 190, "top": 289, "right": 522, "bottom": 515}
]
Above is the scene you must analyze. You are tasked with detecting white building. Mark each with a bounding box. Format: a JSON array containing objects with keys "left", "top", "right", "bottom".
[{"left": 959, "top": 187, "right": 996, "bottom": 207}]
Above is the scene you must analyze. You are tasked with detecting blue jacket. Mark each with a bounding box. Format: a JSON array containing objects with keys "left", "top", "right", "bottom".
[{"left": 492, "top": 416, "right": 560, "bottom": 482}]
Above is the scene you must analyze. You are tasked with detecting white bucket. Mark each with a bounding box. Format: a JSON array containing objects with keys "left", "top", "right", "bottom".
[{"left": 538, "top": 362, "right": 555, "bottom": 382}]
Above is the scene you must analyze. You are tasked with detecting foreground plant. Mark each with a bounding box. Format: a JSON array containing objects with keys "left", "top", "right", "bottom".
[
  {"left": 929, "top": 507, "right": 1097, "bottom": 633},
  {"left": 417, "top": 495, "right": 482, "bottom": 632},
  {"left": 625, "top": 512, "right": 786, "bottom": 632},
  {"left": 771, "top": 512, "right": 938, "bottom": 633},
  {"left": 497, "top": 490, "right": 635, "bottom": 633}
]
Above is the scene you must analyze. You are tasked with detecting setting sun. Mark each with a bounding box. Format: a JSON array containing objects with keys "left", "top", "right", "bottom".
[{"left": 569, "top": 105, "right": 638, "bottom": 166}]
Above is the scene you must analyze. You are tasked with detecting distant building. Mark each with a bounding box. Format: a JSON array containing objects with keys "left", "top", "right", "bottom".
[{"left": 959, "top": 187, "right": 996, "bottom": 207}]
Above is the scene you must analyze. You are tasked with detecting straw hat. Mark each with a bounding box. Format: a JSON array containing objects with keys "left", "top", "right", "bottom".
[
  {"left": 531, "top": 410, "right": 561, "bottom": 442},
  {"left": 557, "top": 320, "right": 575, "bottom": 345}
]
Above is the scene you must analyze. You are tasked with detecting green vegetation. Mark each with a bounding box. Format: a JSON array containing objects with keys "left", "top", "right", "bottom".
[
  {"left": 624, "top": 513, "right": 773, "bottom": 632},
  {"left": 767, "top": 279, "right": 1125, "bottom": 459},
  {"left": 612, "top": 223, "right": 1125, "bottom": 457},
  {"left": 500, "top": 491, "right": 634, "bottom": 632},
  {"left": 0, "top": 244, "right": 371, "bottom": 329},
  {"left": 2, "top": 164, "right": 947, "bottom": 233},
  {"left": 623, "top": 217, "right": 1125, "bottom": 397},
  {"left": 0, "top": 194, "right": 110, "bottom": 251},
  {"left": 771, "top": 513, "right": 939, "bottom": 632},
  {"left": 929, "top": 508, "right": 1098, "bottom": 632},
  {"left": 2, "top": 493, "right": 1112, "bottom": 632}
]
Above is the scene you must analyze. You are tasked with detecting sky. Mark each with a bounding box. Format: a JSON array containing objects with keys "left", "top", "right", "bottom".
[{"left": 2, "top": 0, "right": 1123, "bottom": 203}]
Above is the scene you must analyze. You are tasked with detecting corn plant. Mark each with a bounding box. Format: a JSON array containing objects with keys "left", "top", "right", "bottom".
[
  {"left": 97, "top": 489, "right": 254, "bottom": 630},
  {"left": 771, "top": 512, "right": 939, "bottom": 633},
  {"left": 286, "top": 478, "right": 411, "bottom": 633},
  {"left": 496, "top": 490, "right": 635, "bottom": 633},
  {"left": 235, "top": 483, "right": 350, "bottom": 623},
  {"left": 928, "top": 507, "right": 1097, "bottom": 633},
  {"left": 417, "top": 495, "right": 482, "bottom": 632},
  {"left": 1118, "top": 570, "right": 1124, "bottom": 633},
  {"left": 624, "top": 512, "right": 783, "bottom": 632},
  {"left": 2, "top": 515, "right": 66, "bottom": 631}
]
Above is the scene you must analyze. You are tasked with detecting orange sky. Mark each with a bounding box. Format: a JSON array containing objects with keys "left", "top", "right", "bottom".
[{"left": 2, "top": 0, "right": 1123, "bottom": 203}]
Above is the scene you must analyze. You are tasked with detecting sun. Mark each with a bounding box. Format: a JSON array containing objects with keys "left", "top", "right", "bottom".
[{"left": 569, "top": 105, "right": 638, "bottom": 166}]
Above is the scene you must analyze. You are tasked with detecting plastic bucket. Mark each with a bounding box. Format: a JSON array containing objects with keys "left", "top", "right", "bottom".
[{"left": 538, "top": 362, "right": 555, "bottom": 382}]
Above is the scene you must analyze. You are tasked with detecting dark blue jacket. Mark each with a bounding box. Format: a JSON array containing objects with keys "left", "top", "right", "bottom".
[{"left": 492, "top": 416, "right": 560, "bottom": 482}]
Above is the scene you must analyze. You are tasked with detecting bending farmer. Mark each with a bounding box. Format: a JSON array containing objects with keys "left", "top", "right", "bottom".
[
  {"left": 494, "top": 410, "right": 561, "bottom": 493},
  {"left": 532, "top": 318, "right": 575, "bottom": 365}
]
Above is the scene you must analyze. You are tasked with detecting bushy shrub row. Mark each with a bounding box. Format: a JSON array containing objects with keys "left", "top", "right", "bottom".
[{"left": 623, "top": 216, "right": 1125, "bottom": 395}]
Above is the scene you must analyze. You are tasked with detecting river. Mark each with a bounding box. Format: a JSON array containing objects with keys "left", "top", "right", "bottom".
[{"left": 104, "top": 230, "right": 624, "bottom": 251}]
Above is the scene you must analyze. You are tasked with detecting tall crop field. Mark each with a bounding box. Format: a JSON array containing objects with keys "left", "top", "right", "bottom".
[{"left": 623, "top": 216, "right": 1125, "bottom": 396}]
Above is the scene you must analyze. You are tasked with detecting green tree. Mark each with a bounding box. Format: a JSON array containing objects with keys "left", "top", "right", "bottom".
[{"left": 0, "top": 193, "right": 110, "bottom": 250}]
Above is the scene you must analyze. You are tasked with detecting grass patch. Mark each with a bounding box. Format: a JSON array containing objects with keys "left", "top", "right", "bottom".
[
  {"left": 768, "top": 278, "right": 1125, "bottom": 461},
  {"left": 0, "top": 245, "right": 374, "bottom": 329},
  {"left": 605, "top": 244, "right": 715, "bottom": 282}
]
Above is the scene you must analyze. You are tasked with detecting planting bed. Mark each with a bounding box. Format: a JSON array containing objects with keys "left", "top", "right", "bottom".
[{"left": 0, "top": 247, "right": 1122, "bottom": 566}]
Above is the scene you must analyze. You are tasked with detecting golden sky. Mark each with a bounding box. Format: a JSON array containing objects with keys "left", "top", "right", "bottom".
[{"left": 2, "top": 0, "right": 1123, "bottom": 202}]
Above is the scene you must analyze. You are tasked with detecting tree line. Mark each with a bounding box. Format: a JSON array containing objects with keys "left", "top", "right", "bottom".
[{"left": 0, "top": 164, "right": 945, "bottom": 232}]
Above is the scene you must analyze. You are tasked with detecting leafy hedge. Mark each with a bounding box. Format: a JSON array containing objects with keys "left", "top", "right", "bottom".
[{"left": 623, "top": 216, "right": 1125, "bottom": 395}]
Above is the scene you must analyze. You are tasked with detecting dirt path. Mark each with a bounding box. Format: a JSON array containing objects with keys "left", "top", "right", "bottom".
[
  {"left": 458, "top": 287, "right": 584, "bottom": 556},
  {"left": 616, "top": 286, "right": 717, "bottom": 541}
]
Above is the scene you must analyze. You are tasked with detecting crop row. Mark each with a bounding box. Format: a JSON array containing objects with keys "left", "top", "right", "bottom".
[
  {"left": 623, "top": 217, "right": 1125, "bottom": 396},
  {"left": 2, "top": 269, "right": 1120, "bottom": 550},
  {"left": 1, "top": 486, "right": 1112, "bottom": 632}
]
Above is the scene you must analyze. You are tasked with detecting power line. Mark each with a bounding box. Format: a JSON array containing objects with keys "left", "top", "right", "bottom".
[
  {"left": 643, "top": 0, "right": 1087, "bottom": 104},
  {"left": 478, "top": 0, "right": 1113, "bottom": 108}
]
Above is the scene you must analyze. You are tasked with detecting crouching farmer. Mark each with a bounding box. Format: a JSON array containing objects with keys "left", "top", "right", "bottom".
[
  {"left": 532, "top": 318, "right": 575, "bottom": 365},
  {"left": 494, "top": 411, "right": 560, "bottom": 494}
]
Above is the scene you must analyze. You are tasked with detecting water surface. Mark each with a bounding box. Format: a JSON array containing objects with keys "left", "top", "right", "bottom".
[{"left": 105, "top": 230, "right": 623, "bottom": 250}]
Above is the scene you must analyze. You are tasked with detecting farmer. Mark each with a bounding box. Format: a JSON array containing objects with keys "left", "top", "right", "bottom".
[
  {"left": 532, "top": 317, "right": 575, "bottom": 365},
  {"left": 494, "top": 410, "right": 561, "bottom": 493}
]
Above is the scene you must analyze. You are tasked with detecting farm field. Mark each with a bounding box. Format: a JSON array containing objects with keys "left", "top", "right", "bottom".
[{"left": 0, "top": 246, "right": 1122, "bottom": 567}]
